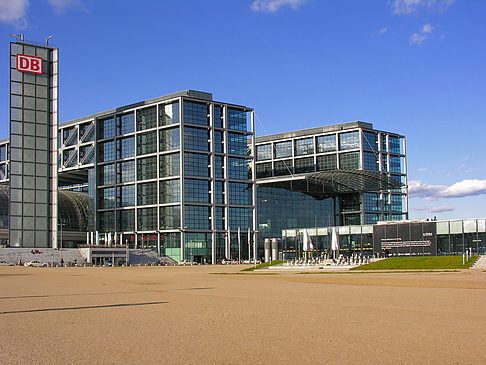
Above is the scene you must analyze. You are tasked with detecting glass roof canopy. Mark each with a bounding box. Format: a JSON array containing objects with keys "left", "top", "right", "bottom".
[{"left": 256, "top": 170, "right": 403, "bottom": 200}]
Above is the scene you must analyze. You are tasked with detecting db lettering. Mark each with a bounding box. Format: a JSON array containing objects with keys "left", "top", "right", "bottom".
[{"left": 16, "top": 54, "right": 43, "bottom": 75}]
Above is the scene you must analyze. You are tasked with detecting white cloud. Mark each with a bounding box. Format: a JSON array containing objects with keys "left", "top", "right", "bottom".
[
  {"left": 251, "top": 0, "right": 306, "bottom": 13},
  {"left": 409, "top": 179, "right": 486, "bottom": 200},
  {"left": 48, "top": 0, "right": 86, "bottom": 14},
  {"left": 409, "top": 23, "right": 435, "bottom": 45},
  {"left": 417, "top": 167, "right": 428, "bottom": 172},
  {"left": 389, "top": 0, "right": 455, "bottom": 15},
  {"left": 421, "top": 23, "right": 434, "bottom": 33},
  {"left": 409, "top": 32, "right": 428, "bottom": 45},
  {"left": 378, "top": 27, "right": 389, "bottom": 35},
  {"left": 0, "top": 0, "right": 29, "bottom": 28}
]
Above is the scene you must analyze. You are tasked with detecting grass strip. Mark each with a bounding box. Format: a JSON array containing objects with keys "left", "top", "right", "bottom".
[
  {"left": 297, "top": 269, "right": 461, "bottom": 274},
  {"left": 350, "top": 256, "right": 478, "bottom": 271},
  {"left": 241, "top": 260, "right": 286, "bottom": 272}
]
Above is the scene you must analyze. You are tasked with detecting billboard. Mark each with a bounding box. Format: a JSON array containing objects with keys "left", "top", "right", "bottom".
[{"left": 373, "top": 221, "right": 437, "bottom": 256}]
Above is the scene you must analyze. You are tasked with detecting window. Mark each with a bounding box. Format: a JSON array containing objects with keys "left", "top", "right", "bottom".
[
  {"left": 295, "top": 138, "right": 314, "bottom": 156},
  {"left": 99, "top": 117, "right": 115, "bottom": 139},
  {"left": 229, "top": 207, "right": 252, "bottom": 229},
  {"left": 99, "top": 187, "right": 115, "bottom": 209},
  {"left": 274, "top": 141, "right": 292, "bottom": 158},
  {"left": 256, "top": 162, "right": 272, "bottom": 178},
  {"left": 137, "top": 156, "right": 157, "bottom": 180},
  {"left": 228, "top": 157, "right": 248, "bottom": 180},
  {"left": 138, "top": 182, "right": 157, "bottom": 205},
  {"left": 317, "top": 135, "right": 336, "bottom": 153},
  {"left": 117, "top": 210, "right": 134, "bottom": 232},
  {"left": 317, "top": 154, "right": 337, "bottom": 171},
  {"left": 339, "top": 152, "right": 360, "bottom": 169},
  {"left": 256, "top": 144, "right": 272, "bottom": 161},
  {"left": 184, "top": 127, "right": 209, "bottom": 151},
  {"left": 159, "top": 101, "right": 180, "bottom": 126},
  {"left": 99, "top": 211, "right": 115, "bottom": 231},
  {"left": 390, "top": 195, "right": 403, "bottom": 212},
  {"left": 184, "top": 101, "right": 209, "bottom": 126},
  {"left": 137, "top": 106, "right": 156, "bottom": 131},
  {"left": 381, "top": 155, "right": 388, "bottom": 172},
  {"left": 160, "top": 153, "right": 180, "bottom": 177},
  {"left": 137, "top": 207, "right": 157, "bottom": 230},
  {"left": 117, "top": 160, "right": 135, "bottom": 183},
  {"left": 117, "top": 185, "right": 135, "bottom": 207},
  {"left": 228, "top": 182, "right": 252, "bottom": 205},
  {"left": 390, "top": 155, "right": 401, "bottom": 174},
  {"left": 160, "top": 127, "right": 180, "bottom": 151},
  {"left": 389, "top": 136, "right": 401, "bottom": 154},
  {"left": 215, "top": 181, "right": 224, "bottom": 204},
  {"left": 215, "top": 207, "right": 224, "bottom": 230},
  {"left": 362, "top": 132, "right": 377, "bottom": 151},
  {"left": 213, "top": 105, "right": 223, "bottom": 128},
  {"left": 363, "top": 193, "right": 380, "bottom": 212},
  {"left": 214, "top": 156, "right": 224, "bottom": 178},
  {"left": 184, "top": 153, "right": 209, "bottom": 177},
  {"left": 228, "top": 133, "right": 247, "bottom": 155},
  {"left": 99, "top": 141, "right": 115, "bottom": 162},
  {"left": 214, "top": 131, "right": 223, "bottom": 153},
  {"left": 274, "top": 160, "right": 292, "bottom": 176},
  {"left": 227, "top": 108, "right": 247, "bottom": 131},
  {"left": 294, "top": 157, "right": 314, "bottom": 173},
  {"left": 117, "top": 137, "right": 135, "bottom": 159},
  {"left": 99, "top": 164, "right": 115, "bottom": 185},
  {"left": 381, "top": 135, "right": 387, "bottom": 152},
  {"left": 339, "top": 131, "right": 359, "bottom": 150},
  {"left": 137, "top": 131, "right": 157, "bottom": 155},
  {"left": 117, "top": 112, "right": 134, "bottom": 135},
  {"left": 160, "top": 179, "right": 180, "bottom": 203},
  {"left": 363, "top": 152, "right": 378, "bottom": 171},
  {"left": 184, "top": 179, "right": 210, "bottom": 203},
  {"left": 160, "top": 205, "right": 180, "bottom": 229},
  {"left": 184, "top": 205, "right": 211, "bottom": 230}
]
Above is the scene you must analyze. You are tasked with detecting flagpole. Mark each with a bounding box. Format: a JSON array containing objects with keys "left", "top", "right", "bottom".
[{"left": 238, "top": 227, "right": 241, "bottom": 264}]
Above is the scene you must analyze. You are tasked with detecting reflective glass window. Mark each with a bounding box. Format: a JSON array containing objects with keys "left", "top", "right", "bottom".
[
  {"left": 213, "top": 105, "right": 223, "bottom": 128},
  {"left": 339, "top": 152, "right": 360, "bottom": 169},
  {"left": 214, "top": 131, "right": 223, "bottom": 153},
  {"left": 137, "top": 131, "right": 157, "bottom": 155},
  {"left": 159, "top": 101, "right": 180, "bottom": 126},
  {"left": 117, "top": 112, "right": 135, "bottom": 134},
  {"left": 184, "top": 179, "right": 210, "bottom": 203},
  {"left": 229, "top": 207, "right": 252, "bottom": 229},
  {"left": 294, "top": 157, "right": 314, "bottom": 173},
  {"left": 138, "top": 182, "right": 157, "bottom": 206},
  {"left": 117, "top": 185, "right": 135, "bottom": 207},
  {"left": 160, "top": 206, "right": 180, "bottom": 229},
  {"left": 295, "top": 138, "right": 314, "bottom": 156},
  {"left": 160, "top": 127, "right": 180, "bottom": 151},
  {"left": 228, "top": 182, "right": 252, "bottom": 205},
  {"left": 227, "top": 108, "right": 247, "bottom": 131},
  {"left": 215, "top": 181, "right": 224, "bottom": 204},
  {"left": 99, "top": 187, "right": 115, "bottom": 209},
  {"left": 363, "top": 193, "right": 380, "bottom": 212},
  {"left": 137, "top": 106, "right": 157, "bottom": 131},
  {"left": 184, "top": 205, "right": 211, "bottom": 230},
  {"left": 381, "top": 135, "right": 387, "bottom": 152},
  {"left": 117, "top": 160, "right": 135, "bottom": 183},
  {"left": 137, "top": 207, "right": 157, "bottom": 231},
  {"left": 317, "top": 154, "right": 337, "bottom": 171},
  {"left": 214, "top": 156, "right": 224, "bottom": 178},
  {"left": 99, "top": 164, "right": 115, "bottom": 185},
  {"left": 256, "top": 144, "right": 272, "bottom": 161},
  {"left": 228, "top": 157, "right": 248, "bottom": 180},
  {"left": 160, "top": 153, "right": 180, "bottom": 177},
  {"left": 117, "top": 136, "right": 135, "bottom": 159},
  {"left": 317, "top": 135, "right": 337, "bottom": 153},
  {"left": 118, "top": 210, "right": 135, "bottom": 231},
  {"left": 274, "top": 160, "right": 292, "bottom": 176},
  {"left": 137, "top": 156, "right": 157, "bottom": 180},
  {"left": 160, "top": 179, "right": 180, "bottom": 203},
  {"left": 389, "top": 136, "right": 401, "bottom": 154},
  {"left": 184, "top": 127, "right": 209, "bottom": 151},
  {"left": 256, "top": 162, "right": 272, "bottom": 178},
  {"left": 362, "top": 132, "right": 377, "bottom": 151},
  {"left": 184, "top": 153, "right": 209, "bottom": 177},
  {"left": 274, "top": 141, "right": 292, "bottom": 158},
  {"left": 339, "top": 131, "right": 359, "bottom": 150},
  {"left": 228, "top": 133, "right": 247, "bottom": 155},
  {"left": 363, "top": 151, "right": 378, "bottom": 171},
  {"left": 184, "top": 101, "right": 209, "bottom": 126},
  {"left": 390, "top": 155, "right": 401, "bottom": 174},
  {"left": 99, "top": 117, "right": 115, "bottom": 139}
]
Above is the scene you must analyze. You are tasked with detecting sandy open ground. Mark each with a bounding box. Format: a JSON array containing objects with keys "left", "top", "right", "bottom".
[{"left": 0, "top": 266, "right": 485, "bottom": 364}]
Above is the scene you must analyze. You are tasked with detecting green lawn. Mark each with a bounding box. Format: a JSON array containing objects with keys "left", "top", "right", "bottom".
[
  {"left": 241, "top": 260, "right": 286, "bottom": 272},
  {"left": 351, "top": 256, "right": 478, "bottom": 270}
]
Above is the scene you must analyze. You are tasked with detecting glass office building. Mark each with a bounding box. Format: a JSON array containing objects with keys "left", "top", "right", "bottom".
[
  {"left": 53, "top": 90, "right": 256, "bottom": 264},
  {"left": 255, "top": 122, "right": 408, "bottom": 244}
]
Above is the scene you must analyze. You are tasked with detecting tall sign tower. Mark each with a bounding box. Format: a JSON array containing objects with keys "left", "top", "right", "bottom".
[{"left": 9, "top": 39, "right": 59, "bottom": 248}]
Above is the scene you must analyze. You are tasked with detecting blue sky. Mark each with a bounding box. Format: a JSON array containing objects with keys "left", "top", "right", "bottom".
[{"left": 0, "top": 0, "right": 485, "bottom": 220}]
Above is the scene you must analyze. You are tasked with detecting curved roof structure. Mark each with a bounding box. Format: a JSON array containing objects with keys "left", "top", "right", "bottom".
[
  {"left": 0, "top": 184, "right": 89, "bottom": 231},
  {"left": 256, "top": 170, "right": 404, "bottom": 200}
]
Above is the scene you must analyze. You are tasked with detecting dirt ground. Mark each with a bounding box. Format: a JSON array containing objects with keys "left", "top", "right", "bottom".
[{"left": 0, "top": 266, "right": 485, "bottom": 364}]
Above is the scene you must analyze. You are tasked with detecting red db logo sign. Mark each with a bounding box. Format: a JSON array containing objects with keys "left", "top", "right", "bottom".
[{"left": 16, "top": 54, "right": 43, "bottom": 75}]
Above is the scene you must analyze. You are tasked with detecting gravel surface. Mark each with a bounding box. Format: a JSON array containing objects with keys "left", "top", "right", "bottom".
[{"left": 0, "top": 266, "right": 485, "bottom": 364}]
